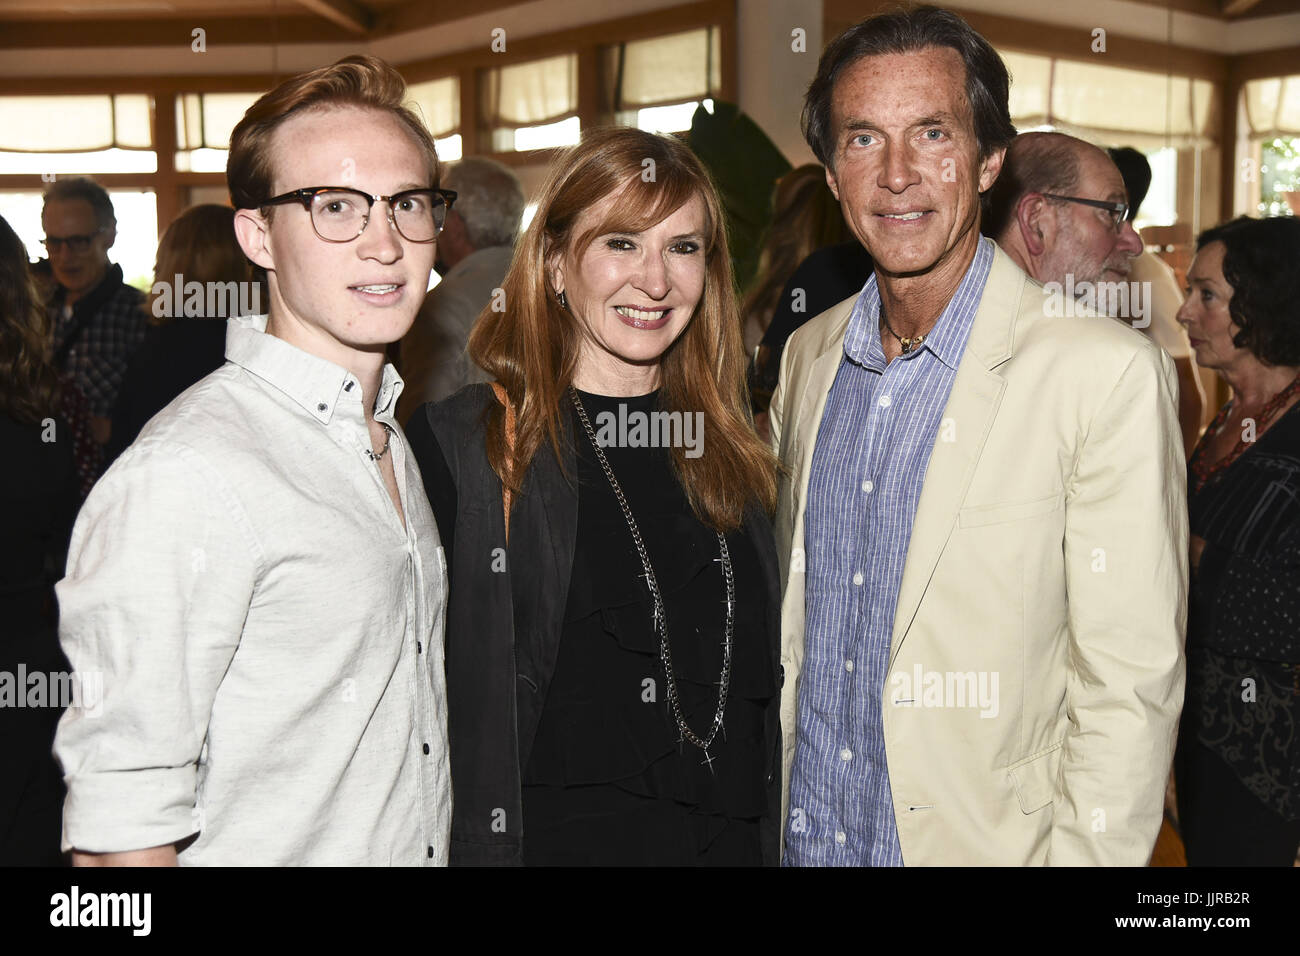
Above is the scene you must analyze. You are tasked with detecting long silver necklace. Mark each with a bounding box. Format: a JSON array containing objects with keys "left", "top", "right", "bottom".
[{"left": 570, "top": 387, "right": 735, "bottom": 773}]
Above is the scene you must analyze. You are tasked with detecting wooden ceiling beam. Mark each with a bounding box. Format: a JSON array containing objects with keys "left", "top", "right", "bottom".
[
  {"left": 293, "top": 0, "right": 373, "bottom": 35},
  {"left": 0, "top": 16, "right": 354, "bottom": 48},
  {"left": 373, "top": 0, "right": 521, "bottom": 36}
]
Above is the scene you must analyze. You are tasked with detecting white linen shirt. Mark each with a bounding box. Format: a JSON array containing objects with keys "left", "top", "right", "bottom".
[{"left": 54, "top": 314, "right": 451, "bottom": 866}]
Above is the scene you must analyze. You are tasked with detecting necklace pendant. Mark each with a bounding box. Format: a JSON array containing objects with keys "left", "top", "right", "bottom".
[{"left": 701, "top": 749, "right": 716, "bottom": 775}]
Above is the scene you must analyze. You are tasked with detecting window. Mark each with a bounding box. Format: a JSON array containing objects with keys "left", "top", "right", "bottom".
[
  {"left": 1259, "top": 137, "right": 1300, "bottom": 216},
  {"left": 406, "top": 76, "right": 463, "bottom": 163},
  {"left": 1139, "top": 147, "right": 1178, "bottom": 229},
  {"left": 1242, "top": 77, "right": 1300, "bottom": 215},
  {"left": 175, "top": 92, "right": 263, "bottom": 173},
  {"left": 605, "top": 27, "right": 721, "bottom": 133},
  {"left": 480, "top": 54, "right": 579, "bottom": 152},
  {"left": 0, "top": 94, "right": 156, "bottom": 175},
  {"left": 996, "top": 50, "right": 1217, "bottom": 150}
]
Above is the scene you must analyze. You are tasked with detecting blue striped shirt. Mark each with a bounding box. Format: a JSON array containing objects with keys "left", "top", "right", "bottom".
[{"left": 784, "top": 237, "right": 993, "bottom": 866}]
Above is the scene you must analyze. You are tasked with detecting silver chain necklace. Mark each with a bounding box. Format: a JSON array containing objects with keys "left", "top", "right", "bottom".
[
  {"left": 365, "top": 423, "right": 393, "bottom": 462},
  {"left": 570, "top": 387, "right": 734, "bottom": 773}
]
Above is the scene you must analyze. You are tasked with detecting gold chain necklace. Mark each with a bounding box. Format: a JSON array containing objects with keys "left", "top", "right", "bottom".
[{"left": 880, "top": 307, "right": 926, "bottom": 355}]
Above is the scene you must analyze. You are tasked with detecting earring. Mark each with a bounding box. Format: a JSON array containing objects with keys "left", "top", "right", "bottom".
[{"left": 557, "top": 289, "right": 569, "bottom": 310}]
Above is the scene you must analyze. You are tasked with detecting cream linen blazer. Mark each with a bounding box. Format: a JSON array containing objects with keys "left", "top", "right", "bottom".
[{"left": 770, "top": 244, "right": 1188, "bottom": 866}]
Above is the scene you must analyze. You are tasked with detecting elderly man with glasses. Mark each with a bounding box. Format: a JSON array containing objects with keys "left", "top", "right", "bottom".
[
  {"left": 53, "top": 56, "right": 453, "bottom": 866},
  {"left": 986, "top": 133, "right": 1205, "bottom": 453},
  {"left": 41, "top": 177, "right": 147, "bottom": 446},
  {"left": 984, "top": 131, "right": 1144, "bottom": 309}
]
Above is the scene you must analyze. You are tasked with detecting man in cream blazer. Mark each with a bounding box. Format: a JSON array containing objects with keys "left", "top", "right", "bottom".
[{"left": 773, "top": 8, "right": 1186, "bottom": 866}]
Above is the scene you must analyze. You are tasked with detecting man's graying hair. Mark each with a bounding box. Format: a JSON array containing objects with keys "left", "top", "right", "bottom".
[
  {"left": 802, "top": 5, "right": 1016, "bottom": 169},
  {"left": 444, "top": 157, "right": 526, "bottom": 250},
  {"left": 43, "top": 177, "right": 117, "bottom": 230}
]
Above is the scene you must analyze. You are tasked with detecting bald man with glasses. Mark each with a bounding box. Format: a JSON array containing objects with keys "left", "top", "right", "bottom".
[
  {"left": 986, "top": 131, "right": 1204, "bottom": 453},
  {"left": 985, "top": 131, "right": 1144, "bottom": 297}
]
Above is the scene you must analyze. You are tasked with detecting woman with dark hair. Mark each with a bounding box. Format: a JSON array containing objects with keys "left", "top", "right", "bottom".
[
  {"left": 1174, "top": 215, "right": 1300, "bottom": 866},
  {"left": 406, "top": 126, "right": 781, "bottom": 866},
  {"left": 104, "top": 203, "right": 258, "bottom": 467},
  {"left": 0, "top": 213, "right": 79, "bottom": 865}
]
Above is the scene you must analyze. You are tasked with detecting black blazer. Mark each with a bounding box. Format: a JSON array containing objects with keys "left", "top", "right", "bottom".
[{"left": 406, "top": 383, "right": 783, "bottom": 865}]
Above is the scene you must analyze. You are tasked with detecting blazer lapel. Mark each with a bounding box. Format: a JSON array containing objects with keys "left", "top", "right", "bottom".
[{"left": 888, "top": 247, "right": 1024, "bottom": 664}]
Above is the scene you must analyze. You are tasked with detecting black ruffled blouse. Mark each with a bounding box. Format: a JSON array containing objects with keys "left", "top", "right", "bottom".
[
  {"left": 1184, "top": 400, "right": 1300, "bottom": 821},
  {"left": 521, "top": 389, "right": 776, "bottom": 865}
]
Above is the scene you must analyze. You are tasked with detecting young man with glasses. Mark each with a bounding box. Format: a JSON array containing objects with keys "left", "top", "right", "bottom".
[
  {"left": 41, "top": 177, "right": 147, "bottom": 445},
  {"left": 54, "top": 55, "right": 453, "bottom": 866}
]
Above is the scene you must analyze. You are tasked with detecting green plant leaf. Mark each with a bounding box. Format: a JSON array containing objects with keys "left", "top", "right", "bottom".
[{"left": 687, "top": 100, "right": 791, "bottom": 292}]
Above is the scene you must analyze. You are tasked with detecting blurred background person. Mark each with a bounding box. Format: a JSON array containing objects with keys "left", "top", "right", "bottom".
[
  {"left": 984, "top": 131, "right": 1144, "bottom": 303},
  {"left": 104, "top": 204, "right": 257, "bottom": 468},
  {"left": 406, "top": 127, "right": 781, "bottom": 866},
  {"left": 1175, "top": 215, "right": 1300, "bottom": 866},
  {"left": 0, "top": 212, "right": 79, "bottom": 866},
  {"left": 1109, "top": 146, "right": 1206, "bottom": 456},
  {"left": 397, "top": 157, "right": 524, "bottom": 423},
  {"left": 740, "top": 163, "right": 846, "bottom": 354},
  {"left": 742, "top": 164, "right": 867, "bottom": 438},
  {"left": 41, "top": 177, "right": 147, "bottom": 449}
]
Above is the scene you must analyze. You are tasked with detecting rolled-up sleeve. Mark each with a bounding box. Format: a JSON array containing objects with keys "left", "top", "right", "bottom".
[{"left": 54, "top": 439, "right": 260, "bottom": 854}]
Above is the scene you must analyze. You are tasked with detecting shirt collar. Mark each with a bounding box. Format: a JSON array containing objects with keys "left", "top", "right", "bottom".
[
  {"left": 224, "top": 314, "right": 405, "bottom": 426},
  {"left": 843, "top": 236, "right": 995, "bottom": 371}
]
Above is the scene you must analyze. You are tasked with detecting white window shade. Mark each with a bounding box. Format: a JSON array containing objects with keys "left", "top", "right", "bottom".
[
  {"left": 607, "top": 27, "right": 720, "bottom": 110},
  {"left": 1244, "top": 75, "right": 1300, "bottom": 140},
  {"left": 480, "top": 54, "right": 577, "bottom": 128},
  {"left": 1000, "top": 51, "right": 1052, "bottom": 128},
  {"left": 176, "top": 92, "right": 262, "bottom": 151},
  {"left": 0, "top": 94, "right": 152, "bottom": 152},
  {"left": 998, "top": 50, "right": 1217, "bottom": 149},
  {"left": 407, "top": 76, "right": 460, "bottom": 139}
]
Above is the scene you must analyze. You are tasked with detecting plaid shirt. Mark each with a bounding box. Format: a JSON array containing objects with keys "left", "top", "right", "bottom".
[{"left": 49, "top": 263, "right": 147, "bottom": 417}]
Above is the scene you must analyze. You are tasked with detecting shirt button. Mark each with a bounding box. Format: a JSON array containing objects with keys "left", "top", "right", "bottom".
[
  {"left": 427, "top": 846, "right": 434, "bottom": 859},
  {"left": 840, "top": 748, "right": 853, "bottom": 762},
  {"left": 418, "top": 641, "right": 423, "bottom": 654},
  {"left": 878, "top": 394, "right": 891, "bottom": 408},
  {"left": 835, "top": 830, "right": 847, "bottom": 845},
  {"left": 423, "top": 743, "right": 430, "bottom": 755},
  {"left": 317, "top": 402, "right": 328, "bottom": 412},
  {"left": 852, "top": 571, "right": 864, "bottom": 586},
  {"left": 844, "top": 659, "right": 854, "bottom": 672},
  {"left": 861, "top": 479, "right": 874, "bottom": 493}
]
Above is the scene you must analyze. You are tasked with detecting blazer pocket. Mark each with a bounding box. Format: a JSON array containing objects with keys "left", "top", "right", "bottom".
[
  {"left": 958, "top": 492, "right": 1063, "bottom": 529},
  {"left": 1006, "top": 741, "right": 1064, "bottom": 814}
]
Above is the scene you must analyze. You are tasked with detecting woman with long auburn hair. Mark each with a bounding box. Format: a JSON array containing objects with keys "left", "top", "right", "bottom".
[{"left": 407, "top": 126, "right": 782, "bottom": 866}]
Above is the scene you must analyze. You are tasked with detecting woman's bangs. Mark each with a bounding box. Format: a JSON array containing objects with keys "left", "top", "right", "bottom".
[{"left": 587, "top": 173, "right": 713, "bottom": 249}]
